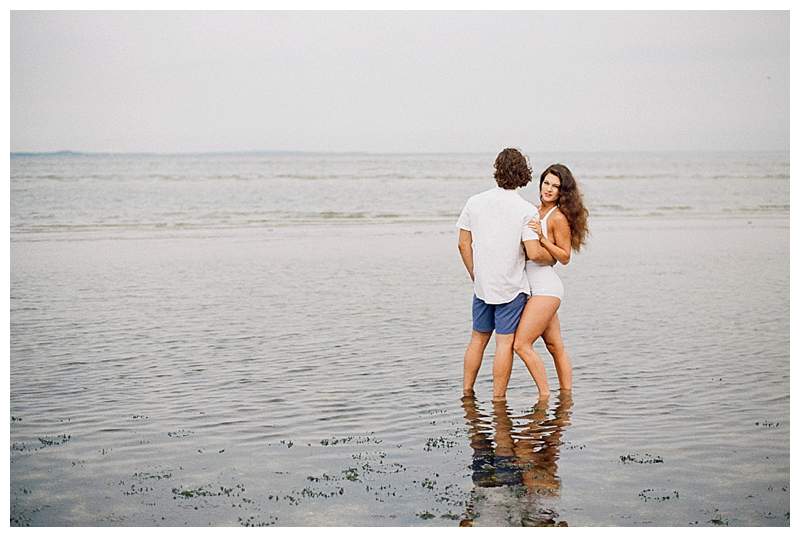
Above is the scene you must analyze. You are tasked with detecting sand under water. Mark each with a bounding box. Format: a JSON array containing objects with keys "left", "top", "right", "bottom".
[{"left": 10, "top": 215, "right": 789, "bottom": 526}]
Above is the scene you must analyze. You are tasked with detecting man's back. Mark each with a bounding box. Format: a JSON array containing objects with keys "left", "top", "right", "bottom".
[{"left": 457, "top": 187, "right": 536, "bottom": 304}]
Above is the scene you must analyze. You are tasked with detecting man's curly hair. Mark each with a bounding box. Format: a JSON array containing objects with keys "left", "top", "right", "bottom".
[{"left": 494, "top": 148, "right": 532, "bottom": 189}]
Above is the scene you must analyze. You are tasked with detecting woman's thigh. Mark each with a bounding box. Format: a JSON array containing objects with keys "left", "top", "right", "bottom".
[{"left": 515, "top": 296, "right": 560, "bottom": 343}]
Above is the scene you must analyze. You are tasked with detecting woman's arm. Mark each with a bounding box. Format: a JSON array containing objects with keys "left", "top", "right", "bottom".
[{"left": 539, "top": 212, "right": 572, "bottom": 265}]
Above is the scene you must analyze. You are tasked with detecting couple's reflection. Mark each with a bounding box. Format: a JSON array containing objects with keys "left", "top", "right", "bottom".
[{"left": 460, "top": 392, "right": 573, "bottom": 527}]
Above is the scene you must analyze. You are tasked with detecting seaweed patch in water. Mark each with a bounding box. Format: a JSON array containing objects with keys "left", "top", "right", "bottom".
[
  {"left": 132, "top": 470, "right": 174, "bottom": 480},
  {"left": 172, "top": 483, "right": 247, "bottom": 500},
  {"left": 306, "top": 473, "right": 335, "bottom": 482},
  {"left": 425, "top": 436, "right": 457, "bottom": 452},
  {"left": 10, "top": 510, "right": 33, "bottom": 526},
  {"left": 351, "top": 451, "right": 406, "bottom": 474},
  {"left": 120, "top": 468, "right": 176, "bottom": 497},
  {"left": 351, "top": 450, "right": 387, "bottom": 460},
  {"left": 38, "top": 434, "right": 71, "bottom": 447},
  {"left": 342, "top": 467, "right": 361, "bottom": 482},
  {"left": 755, "top": 421, "right": 781, "bottom": 428},
  {"left": 434, "top": 483, "right": 466, "bottom": 508},
  {"left": 419, "top": 477, "right": 437, "bottom": 490},
  {"left": 638, "top": 489, "right": 679, "bottom": 502},
  {"left": 373, "top": 462, "right": 407, "bottom": 475},
  {"left": 320, "top": 433, "right": 383, "bottom": 446},
  {"left": 619, "top": 452, "right": 663, "bottom": 464},
  {"left": 167, "top": 429, "right": 194, "bottom": 438},
  {"left": 239, "top": 515, "right": 278, "bottom": 526},
  {"left": 299, "top": 486, "right": 345, "bottom": 499},
  {"left": 122, "top": 482, "right": 154, "bottom": 496}
]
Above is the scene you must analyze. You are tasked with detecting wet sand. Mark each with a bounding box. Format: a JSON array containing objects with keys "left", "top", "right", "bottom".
[{"left": 10, "top": 216, "right": 789, "bottom": 526}]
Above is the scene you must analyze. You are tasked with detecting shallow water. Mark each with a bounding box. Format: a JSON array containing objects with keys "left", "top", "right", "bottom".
[{"left": 10, "top": 214, "right": 789, "bottom": 526}]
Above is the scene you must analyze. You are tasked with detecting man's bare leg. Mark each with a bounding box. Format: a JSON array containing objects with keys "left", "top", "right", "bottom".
[
  {"left": 463, "top": 330, "right": 492, "bottom": 396},
  {"left": 492, "top": 333, "right": 515, "bottom": 401}
]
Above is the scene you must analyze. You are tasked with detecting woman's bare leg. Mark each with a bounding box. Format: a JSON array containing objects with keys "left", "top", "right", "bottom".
[
  {"left": 512, "top": 296, "right": 560, "bottom": 399},
  {"left": 542, "top": 313, "right": 572, "bottom": 391}
]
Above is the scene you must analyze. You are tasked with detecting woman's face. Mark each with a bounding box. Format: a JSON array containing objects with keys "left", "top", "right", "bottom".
[{"left": 540, "top": 173, "right": 561, "bottom": 204}]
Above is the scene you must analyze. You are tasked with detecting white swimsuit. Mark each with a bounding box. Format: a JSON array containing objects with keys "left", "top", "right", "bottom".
[{"left": 525, "top": 206, "right": 564, "bottom": 301}]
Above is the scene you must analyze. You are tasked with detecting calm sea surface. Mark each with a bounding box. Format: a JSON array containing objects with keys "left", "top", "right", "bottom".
[{"left": 10, "top": 152, "right": 789, "bottom": 526}]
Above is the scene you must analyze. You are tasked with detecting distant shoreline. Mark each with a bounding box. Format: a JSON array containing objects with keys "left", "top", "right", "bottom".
[{"left": 10, "top": 149, "right": 790, "bottom": 158}]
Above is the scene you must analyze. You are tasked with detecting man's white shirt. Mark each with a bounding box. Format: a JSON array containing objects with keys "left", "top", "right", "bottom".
[{"left": 457, "top": 187, "right": 538, "bottom": 304}]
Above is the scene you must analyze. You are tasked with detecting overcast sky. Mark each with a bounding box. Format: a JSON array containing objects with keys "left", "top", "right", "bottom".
[{"left": 10, "top": 10, "right": 789, "bottom": 153}]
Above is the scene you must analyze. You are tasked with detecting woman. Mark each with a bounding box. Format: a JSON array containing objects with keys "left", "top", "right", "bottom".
[{"left": 513, "top": 164, "right": 589, "bottom": 398}]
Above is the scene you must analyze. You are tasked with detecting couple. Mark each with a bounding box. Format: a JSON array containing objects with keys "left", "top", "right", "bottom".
[{"left": 457, "top": 148, "right": 589, "bottom": 401}]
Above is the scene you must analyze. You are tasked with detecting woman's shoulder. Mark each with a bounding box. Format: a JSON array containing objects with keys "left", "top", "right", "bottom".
[{"left": 551, "top": 208, "right": 568, "bottom": 224}]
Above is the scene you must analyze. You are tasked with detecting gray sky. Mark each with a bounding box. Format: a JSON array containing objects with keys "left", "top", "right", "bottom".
[{"left": 11, "top": 11, "right": 789, "bottom": 153}]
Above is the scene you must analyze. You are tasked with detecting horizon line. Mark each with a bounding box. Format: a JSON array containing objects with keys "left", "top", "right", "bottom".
[{"left": 10, "top": 148, "right": 789, "bottom": 157}]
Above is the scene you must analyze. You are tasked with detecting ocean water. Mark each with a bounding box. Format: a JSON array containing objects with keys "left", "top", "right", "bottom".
[
  {"left": 10, "top": 152, "right": 789, "bottom": 526},
  {"left": 10, "top": 150, "right": 789, "bottom": 235}
]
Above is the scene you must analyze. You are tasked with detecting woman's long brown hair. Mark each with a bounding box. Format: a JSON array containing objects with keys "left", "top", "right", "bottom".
[{"left": 540, "top": 163, "right": 589, "bottom": 252}]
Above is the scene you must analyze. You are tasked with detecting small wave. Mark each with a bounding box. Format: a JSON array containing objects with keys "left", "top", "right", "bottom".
[
  {"left": 319, "top": 211, "right": 366, "bottom": 219},
  {"left": 591, "top": 173, "right": 788, "bottom": 181},
  {"left": 11, "top": 151, "right": 86, "bottom": 157},
  {"left": 593, "top": 204, "right": 636, "bottom": 212},
  {"left": 722, "top": 205, "right": 790, "bottom": 213},
  {"left": 272, "top": 173, "right": 479, "bottom": 181},
  {"left": 593, "top": 174, "right": 675, "bottom": 180},
  {"left": 655, "top": 206, "right": 692, "bottom": 211}
]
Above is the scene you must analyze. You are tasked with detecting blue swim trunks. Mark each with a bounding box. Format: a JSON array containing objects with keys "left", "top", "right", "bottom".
[
  {"left": 472, "top": 293, "right": 528, "bottom": 335},
  {"left": 471, "top": 452, "right": 523, "bottom": 487}
]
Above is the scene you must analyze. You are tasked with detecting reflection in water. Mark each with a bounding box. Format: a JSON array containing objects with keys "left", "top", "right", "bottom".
[{"left": 460, "top": 392, "right": 573, "bottom": 526}]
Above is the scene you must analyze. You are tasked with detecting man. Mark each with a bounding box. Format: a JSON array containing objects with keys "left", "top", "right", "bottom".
[{"left": 456, "top": 148, "right": 550, "bottom": 401}]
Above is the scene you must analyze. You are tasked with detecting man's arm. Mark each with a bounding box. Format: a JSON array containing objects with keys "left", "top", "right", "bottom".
[
  {"left": 458, "top": 228, "right": 475, "bottom": 281},
  {"left": 521, "top": 216, "right": 556, "bottom": 266},
  {"left": 523, "top": 239, "right": 556, "bottom": 265}
]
